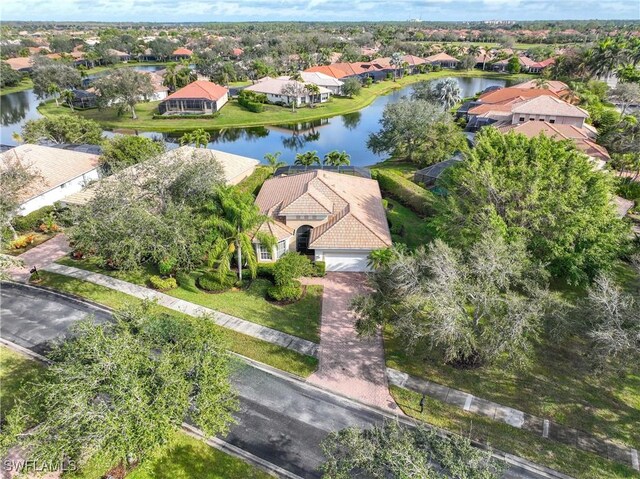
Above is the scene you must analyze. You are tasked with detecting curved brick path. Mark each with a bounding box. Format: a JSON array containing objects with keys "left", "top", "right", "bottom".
[{"left": 302, "top": 273, "right": 400, "bottom": 412}]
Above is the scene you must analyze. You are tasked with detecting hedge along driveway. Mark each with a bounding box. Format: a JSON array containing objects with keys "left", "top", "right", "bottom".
[{"left": 56, "top": 257, "right": 323, "bottom": 343}]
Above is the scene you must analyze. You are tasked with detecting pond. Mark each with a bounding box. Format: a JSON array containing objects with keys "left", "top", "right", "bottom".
[{"left": 1, "top": 75, "right": 514, "bottom": 166}]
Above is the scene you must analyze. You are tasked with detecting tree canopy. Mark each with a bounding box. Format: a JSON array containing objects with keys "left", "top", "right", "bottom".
[
  {"left": 93, "top": 68, "right": 154, "bottom": 119},
  {"left": 100, "top": 135, "right": 166, "bottom": 174},
  {"left": 21, "top": 115, "right": 103, "bottom": 145},
  {"left": 31, "top": 58, "right": 81, "bottom": 100},
  {"left": 434, "top": 128, "right": 629, "bottom": 284},
  {"left": 4, "top": 303, "right": 237, "bottom": 470},
  {"left": 367, "top": 98, "right": 466, "bottom": 166}
]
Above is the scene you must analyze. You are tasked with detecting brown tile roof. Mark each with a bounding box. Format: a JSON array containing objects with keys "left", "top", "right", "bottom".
[
  {"left": 424, "top": 52, "right": 459, "bottom": 63},
  {"left": 163, "top": 80, "right": 228, "bottom": 102},
  {"left": 254, "top": 171, "right": 391, "bottom": 250},
  {"left": 172, "top": 47, "right": 193, "bottom": 56},
  {"left": 1, "top": 145, "right": 100, "bottom": 203},
  {"left": 5, "top": 57, "right": 32, "bottom": 70},
  {"left": 512, "top": 79, "right": 569, "bottom": 94},
  {"left": 479, "top": 87, "right": 558, "bottom": 104},
  {"left": 511, "top": 95, "right": 589, "bottom": 118}
]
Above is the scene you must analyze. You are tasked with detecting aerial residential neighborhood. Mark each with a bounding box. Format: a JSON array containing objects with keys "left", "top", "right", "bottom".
[{"left": 0, "top": 3, "right": 639, "bottom": 479}]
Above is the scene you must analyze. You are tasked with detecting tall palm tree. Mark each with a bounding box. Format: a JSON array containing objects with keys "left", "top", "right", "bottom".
[
  {"left": 163, "top": 63, "right": 179, "bottom": 91},
  {"left": 534, "top": 78, "right": 550, "bottom": 89},
  {"left": 294, "top": 151, "right": 321, "bottom": 166},
  {"left": 305, "top": 83, "right": 321, "bottom": 104},
  {"left": 433, "top": 78, "right": 462, "bottom": 110},
  {"left": 47, "top": 83, "right": 61, "bottom": 106},
  {"left": 264, "top": 151, "right": 286, "bottom": 174},
  {"left": 207, "top": 187, "right": 275, "bottom": 282},
  {"left": 180, "top": 128, "right": 211, "bottom": 148},
  {"left": 61, "top": 90, "right": 75, "bottom": 111},
  {"left": 467, "top": 45, "right": 481, "bottom": 57},
  {"left": 390, "top": 52, "right": 403, "bottom": 81},
  {"left": 323, "top": 150, "right": 351, "bottom": 166}
]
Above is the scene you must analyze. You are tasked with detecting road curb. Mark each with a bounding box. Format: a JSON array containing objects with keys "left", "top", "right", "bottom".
[
  {"left": 0, "top": 337, "right": 50, "bottom": 364},
  {"left": 182, "top": 423, "right": 304, "bottom": 479}
]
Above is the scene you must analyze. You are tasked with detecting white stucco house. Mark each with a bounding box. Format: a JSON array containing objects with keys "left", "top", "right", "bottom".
[
  {"left": 1, "top": 144, "right": 101, "bottom": 215},
  {"left": 244, "top": 78, "right": 332, "bottom": 107},
  {"left": 252, "top": 170, "right": 392, "bottom": 272}
]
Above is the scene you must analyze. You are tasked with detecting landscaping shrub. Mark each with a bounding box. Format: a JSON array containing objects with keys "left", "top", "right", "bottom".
[
  {"left": 237, "top": 90, "right": 266, "bottom": 113},
  {"left": 312, "top": 261, "right": 326, "bottom": 277},
  {"left": 11, "top": 206, "right": 55, "bottom": 232},
  {"left": 256, "top": 263, "right": 276, "bottom": 280},
  {"left": 197, "top": 272, "right": 236, "bottom": 293},
  {"left": 236, "top": 167, "right": 272, "bottom": 196},
  {"left": 373, "top": 170, "right": 436, "bottom": 216},
  {"left": 176, "top": 271, "right": 198, "bottom": 292},
  {"left": 10, "top": 233, "right": 37, "bottom": 249},
  {"left": 273, "top": 253, "right": 313, "bottom": 286},
  {"left": 158, "top": 257, "right": 177, "bottom": 276},
  {"left": 267, "top": 280, "right": 303, "bottom": 302},
  {"left": 38, "top": 212, "right": 61, "bottom": 233},
  {"left": 149, "top": 275, "right": 177, "bottom": 291}
]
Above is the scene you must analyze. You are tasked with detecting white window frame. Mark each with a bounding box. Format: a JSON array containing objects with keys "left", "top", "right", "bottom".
[
  {"left": 276, "top": 240, "right": 287, "bottom": 259},
  {"left": 258, "top": 244, "right": 272, "bottom": 261}
]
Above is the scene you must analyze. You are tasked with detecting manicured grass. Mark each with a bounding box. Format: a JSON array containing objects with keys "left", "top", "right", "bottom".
[
  {"left": 384, "top": 280, "right": 640, "bottom": 449},
  {"left": 0, "top": 77, "right": 33, "bottom": 96},
  {"left": 385, "top": 198, "right": 436, "bottom": 249},
  {"left": 369, "top": 159, "right": 417, "bottom": 178},
  {"left": 68, "top": 431, "right": 272, "bottom": 479},
  {"left": 0, "top": 345, "right": 45, "bottom": 417},
  {"left": 391, "top": 386, "right": 638, "bottom": 479},
  {"left": 35, "top": 271, "right": 318, "bottom": 377},
  {"left": 37, "top": 71, "right": 533, "bottom": 132},
  {"left": 56, "top": 257, "right": 323, "bottom": 343}
]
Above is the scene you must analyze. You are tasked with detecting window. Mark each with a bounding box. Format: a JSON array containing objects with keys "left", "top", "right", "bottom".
[
  {"left": 549, "top": 118, "right": 556, "bottom": 124},
  {"left": 539, "top": 118, "right": 544, "bottom": 121},
  {"left": 519, "top": 117, "right": 525, "bottom": 122},
  {"left": 258, "top": 244, "right": 272, "bottom": 261},
  {"left": 276, "top": 240, "right": 287, "bottom": 258}
]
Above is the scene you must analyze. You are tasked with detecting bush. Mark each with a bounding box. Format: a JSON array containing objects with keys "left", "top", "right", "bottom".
[
  {"left": 267, "top": 280, "right": 303, "bottom": 302},
  {"left": 256, "top": 262, "right": 276, "bottom": 280},
  {"left": 373, "top": 170, "right": 436, "bottom": 216},
  {"left": 10, "top": 233, "right": 37, "bottom": 250},
  {"left": 273, "top": 253, "right": 313, "bottom": 286},
  {"left": 312, "top": 261, "right": 326, "bottom": 277},
  {"left": 158, "top": 257, "right": 177, "bottom": 276},
  {"left": 237, "top": 90, "right": 266, "bottom": 113},
  {"left": 197, "top": 272, "right": 236, "bottom": 293},
  {"left": 11, "top": 206, "right": 55, "bottom": 232},
  {"left": 149, "top": 275, "right": 177, "bottom": 291}
]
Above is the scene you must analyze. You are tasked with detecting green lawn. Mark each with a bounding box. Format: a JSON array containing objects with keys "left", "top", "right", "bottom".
[
  {"left": 68, "top": 431, "right": 271, "bottom": 479},
  {"left": 0, "top": 345, "right": 44, "bottom": 417},
  {"left": 0, "top": 77, "right": 34, "bottom": 96},
  {"left": 385, "top": 198, "right": 436, "bottom": 249},
  {"left": 391, "top": 386, "right": 638, "bottom": 479},
  {"left": 35, "top": 271, "right": 318, "bottom": 377},
  {"left": 37, "top": 70, "right": 532, "bottom": 132},
  {"left": 56, "top": 257, "right": 323, "bottom": 343},
  {"left": 385, "top": 263, "right": 640, "bottom": 449}
]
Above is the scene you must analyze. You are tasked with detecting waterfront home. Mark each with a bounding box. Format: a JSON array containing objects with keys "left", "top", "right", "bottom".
[
  {"left": 295, "top": 72, "right": 344, "bottom": 95},
  {"left": 1, "top": 144, "right": 100, "bottom": 215},
  {"left": 252, "top": 170, "right": 391, "bottom": 272},
  {"left": 244, "top": 78, "right": 331, "bottom": 107},
  {"left": 158, "top": 80, "right": 228, "bottom": 115},
  {"left": 424, "top": 52, "right": 459, "bottom": 68},
  {"left": 171, "top": 47, "right": 193, "bottom": 60}
]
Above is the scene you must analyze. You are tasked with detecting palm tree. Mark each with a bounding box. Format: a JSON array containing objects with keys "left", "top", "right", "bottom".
[
  {"left": 305, "top": 83, "right": 321, "bottom": 104},
  {"left": 294, "top": 151, "right": 321, "bottom": 166},
  {"left": 323, "top": 150, "right": 351, "bottom": 166},
  {"left": 467, "top": 45, "right": 482, "bottom": 70},
  {"left": 180, "top": 128, "right": 211, "bottom": 148},
  {"left": 390, "top": 52, "right": 403, "bottom": 81},
  {"left": 47, "top": 83, "right": 61, "bottom": 106},
  {"left": 207, "top": 187, "right": 275, "bottom": 282},
  {"left": 534, "top": 78, "right": 550, "bottom": 89},
  {"left": 163, "top": 63, "right": 179, "bottom": 91},
  {"left": 264, "top": 151, "right": 286, "bottom": 174},
  {"left": 61, "top": 90, "right": 75, "bottom": 111},
  {"left": 433, "top": 78, "right": 462, "bottom": 110}
]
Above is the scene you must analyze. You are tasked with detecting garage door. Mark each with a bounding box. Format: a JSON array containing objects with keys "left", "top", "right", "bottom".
[{"left": 323, "top": 252, "right": 370, "bottom": 272}]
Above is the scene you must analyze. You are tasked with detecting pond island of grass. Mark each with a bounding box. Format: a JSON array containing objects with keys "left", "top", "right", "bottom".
[{"left": 37, "top": 70, "right": 533, "bottom": 133}]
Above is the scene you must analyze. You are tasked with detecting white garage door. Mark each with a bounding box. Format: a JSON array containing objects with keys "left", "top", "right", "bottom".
[{"left": 323, "top": 252, "right": 370, "bottom": 272}]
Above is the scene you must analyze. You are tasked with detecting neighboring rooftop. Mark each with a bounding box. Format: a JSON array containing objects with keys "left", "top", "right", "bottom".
[
  {"left": 163, "top": 80, "right": 228, "bottom": 101},
  {"left": 511, "top": 95, "right": 589, "bottom": 118}
]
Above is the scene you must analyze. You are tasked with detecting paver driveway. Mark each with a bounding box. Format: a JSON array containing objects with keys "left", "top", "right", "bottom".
[{"left": 302, "top": 273, "right": 399, "bottom": 412}]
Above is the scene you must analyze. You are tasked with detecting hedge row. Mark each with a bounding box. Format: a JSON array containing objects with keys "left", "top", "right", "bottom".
[
  {"left": 373, "top": 169, "right": 436, "bottom": 216},
  {"left": 152, "top": 113, "right": 219, "bottom": 120},
  {"left": 237, "top": 97, "right": 265, "bottom": 113}
]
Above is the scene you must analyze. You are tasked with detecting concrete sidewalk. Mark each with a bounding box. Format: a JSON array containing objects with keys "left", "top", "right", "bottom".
[
  {"left": 388, "top": 367, "right": 640, "bottom": 471},
  {"left": 42, "top": 263, "right": 318, "bottom": 358}
]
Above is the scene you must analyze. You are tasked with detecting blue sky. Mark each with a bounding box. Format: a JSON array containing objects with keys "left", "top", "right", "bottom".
[{"left": 2, "top": 0, "right": 639, "bottom": 22}]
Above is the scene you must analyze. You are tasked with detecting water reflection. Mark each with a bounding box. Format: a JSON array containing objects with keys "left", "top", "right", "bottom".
[{"left": 342, "top": 111, "right": 362, "bottom": 130}]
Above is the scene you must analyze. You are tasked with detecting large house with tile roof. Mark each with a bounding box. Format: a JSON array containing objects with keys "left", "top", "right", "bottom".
[
  {"left": 158, "top": 80, "right": 228, "bottom": 115},
  {"left": 252, "top": 170, "right": 392, "bottom": 272},
  {"left": 244, "top": 78, "right": 332, "bottom": 106},
  {"left": 424, "top": 52, "right": 459, "bottom": 68}
]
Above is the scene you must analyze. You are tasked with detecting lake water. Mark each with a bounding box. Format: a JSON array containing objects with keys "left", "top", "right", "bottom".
[{"left": 1, "top": 75, "right": 512, "bottom": 166}]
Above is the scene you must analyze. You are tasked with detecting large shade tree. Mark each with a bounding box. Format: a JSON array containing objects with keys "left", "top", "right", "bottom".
[
  {"left": 100, "top": 135, "right": 166, "bottom": 174},
  {"left": 367, "top": 98, "right": 466, "bottom": 166},
  {"left": 353, "top": 234, "right": 554, "bottom": 368},
  {"left": 93, "top": 68, "right": 154, "bottom": 119},
  {"left": 31, "top": 58, "right": 81, "bottom": 101},
  {"left": 20, "top": 115, "right": 103, "bottom": 145},
  {"left": 3, "top": 303, "right": 237, "bottom": 471},
  {"left": 434, "top": 128, "right": 629, "bottom": 284}
]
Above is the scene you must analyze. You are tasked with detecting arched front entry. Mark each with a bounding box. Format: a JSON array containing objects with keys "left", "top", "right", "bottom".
[{"left": 296, "top": 225, "right": 314, "bottom": 256}]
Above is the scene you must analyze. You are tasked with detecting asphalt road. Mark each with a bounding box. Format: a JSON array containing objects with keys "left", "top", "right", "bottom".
[{"left": 0, "top": 282, "right": 565, "bottom": 479}]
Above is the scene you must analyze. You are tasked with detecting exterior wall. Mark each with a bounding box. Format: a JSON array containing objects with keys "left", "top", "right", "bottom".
[
  {"left": 149, "top": 91, "right": 168, "bottom": 102},
  {"left": 160, "top": 97, "right": 227, "bottom": 115},
  {"left": 216, "top": 93, "right": 229, "bottom": 111},
  {"left": 19, "top": 169, "right": 100, "bottom": 215},
  {"left": 512, "top": 114, "right": 584, "bottom": 128}
]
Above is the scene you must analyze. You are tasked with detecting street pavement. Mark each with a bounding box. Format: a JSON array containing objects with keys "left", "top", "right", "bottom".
[{"left": 0, "top": 281, "right": 570, "bottom": 479}]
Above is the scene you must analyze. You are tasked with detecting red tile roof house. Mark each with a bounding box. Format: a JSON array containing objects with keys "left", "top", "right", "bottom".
[
  {"left": 158, "top": 80, "right": 228, "bottom": 115},
  {"left": 171, "top": 47, "right": 193, "bottom": 61},
  {"left": 252, "top": 170, "right": 392, "bottom": 272}
]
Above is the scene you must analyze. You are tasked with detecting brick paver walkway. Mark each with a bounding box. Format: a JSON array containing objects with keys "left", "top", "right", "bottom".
[
  {"left": 301, "top": 273, "right": 399, "bottom": 412},
  {"left": 7, "top": 234, "right": 71, "bottom": 282}
]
